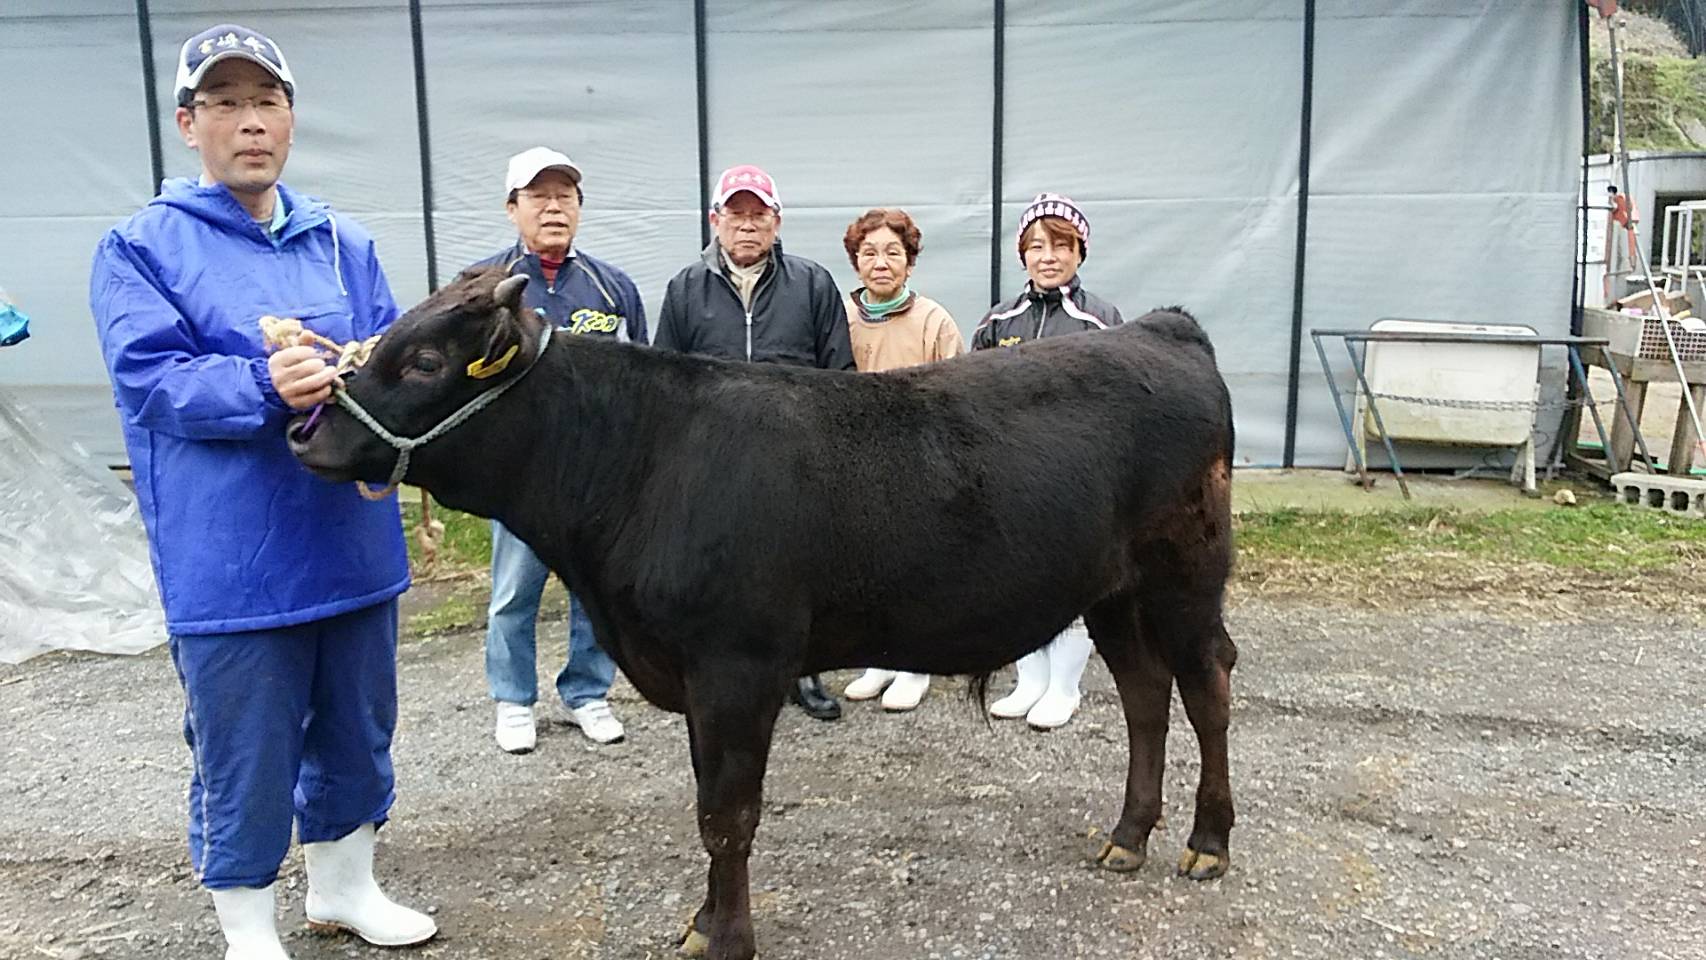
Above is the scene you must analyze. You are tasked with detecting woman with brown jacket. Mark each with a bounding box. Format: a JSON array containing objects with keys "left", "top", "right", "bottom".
[{"left": 837, "top": 208, "right": 966, "bottom": 712}]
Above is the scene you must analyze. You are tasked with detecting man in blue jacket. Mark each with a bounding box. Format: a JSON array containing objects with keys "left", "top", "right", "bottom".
[
  {"left": 469, "top": 147, "right": 647, "bottom": 754},
  {"left": 89, "top": 24, "right": 434, "bottom": 959}
]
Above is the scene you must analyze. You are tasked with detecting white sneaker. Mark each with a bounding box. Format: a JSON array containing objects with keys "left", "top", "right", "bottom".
[
  {"left": 880, "top": 672, "right": 930, "bottom": 712},
  {"left": 494, "top": 701, "right": 536, "bottom": 754},
  {"left": 563, "top": 699, "right": 625, "bottom": 744},
  {"left": 844, "top": 669, "right": 895, "bottom": 701}
]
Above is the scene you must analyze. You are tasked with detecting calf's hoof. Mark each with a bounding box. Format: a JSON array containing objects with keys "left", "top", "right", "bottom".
[
  {"left": 1176, "top": 847, "right": 1229, "bottom": 880},
  {"left": 680, "top": 927, "right": 710, "bottom": 957},
  {"left": 1094, "top": 840, "right": 1147, "bottom": 873}
]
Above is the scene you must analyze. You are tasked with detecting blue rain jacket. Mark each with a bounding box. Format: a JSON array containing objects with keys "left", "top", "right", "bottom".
[{"left": 90, "top": 178, "right": 409, "bottom": 635}]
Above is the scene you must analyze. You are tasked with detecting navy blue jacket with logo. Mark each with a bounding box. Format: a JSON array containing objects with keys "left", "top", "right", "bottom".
[{"left": 469, "top": 241, "right": 647, "bottom": 344}]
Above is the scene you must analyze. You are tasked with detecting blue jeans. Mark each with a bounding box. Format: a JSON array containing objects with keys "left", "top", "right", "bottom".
[
  {"left": 169, "top": 600, "right": 398, "bottom": 889},
  {"left": 485, "top": 521, "right": 616, "bottom": 709}
]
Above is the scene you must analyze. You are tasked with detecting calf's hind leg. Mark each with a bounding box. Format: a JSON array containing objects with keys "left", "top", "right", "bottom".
[
  {"left": 1143, "top": 588, "right": 1237, "bottom": 880},
  {"left": 1083, "top": 594, "right": 1172, "bottom": 873}
]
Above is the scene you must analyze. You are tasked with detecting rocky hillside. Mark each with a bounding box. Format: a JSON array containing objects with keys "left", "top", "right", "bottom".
[{"left": 1589, "top": 5, "right": 1706, "bottom": 152}]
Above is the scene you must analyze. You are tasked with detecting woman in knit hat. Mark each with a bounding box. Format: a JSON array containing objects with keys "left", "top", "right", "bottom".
[
  {"left": 973, "top": 193, "right": 1124, "bottom": 730},
  {"left": 838, "top": 207, "right": 966, "bottom": 712}
]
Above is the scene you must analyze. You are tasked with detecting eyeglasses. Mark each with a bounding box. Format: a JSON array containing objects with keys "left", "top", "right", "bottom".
[
  {"left": 719, "top": 209, "right": 776, "bottom": 225},
  {"left": 516, "top": 190, "right": 580, "bottom": 207},
  {"left": 857, "top": 246, "right": 907, "bottom": 262},
  {"left": 190, "top": 96, "right": 291, "bottom": 120}
]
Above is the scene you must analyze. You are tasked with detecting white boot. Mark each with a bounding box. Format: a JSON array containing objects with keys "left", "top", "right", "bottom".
[
  {"left": 989, "top": 649, "right": 1050, "bottom": 719},
  {"left": 844, "top": 669, "right": 895, "bottom": 701},
  {"left": 304, "top": 824, "right": 437, "bottom": 947},
  {"left": 211, "top": 885, "right": 291, "bottom": 960},
  {"left": 1026, "top": 627, "right": 1094, "bottom": 730},
  {"left": 880, "top": 672, "right": 930, "bottom": 712}
]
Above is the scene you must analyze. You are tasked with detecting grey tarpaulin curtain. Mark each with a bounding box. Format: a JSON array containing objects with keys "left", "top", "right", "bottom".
[{"left": 0, "top": 0, "right": 1582, "bottom": 470}]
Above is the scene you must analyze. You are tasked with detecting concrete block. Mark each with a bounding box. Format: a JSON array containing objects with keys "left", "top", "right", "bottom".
[{"left": 1610, "top": 471, "right": 1706, "bottom": 518}]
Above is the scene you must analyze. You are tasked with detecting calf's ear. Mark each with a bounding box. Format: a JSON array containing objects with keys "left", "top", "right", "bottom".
[
  {"left": 493, "top": 273, "right": 529, "bottom": 314},
  {"left": 469, "top": 274, "right": 544, "bottom": 380}
]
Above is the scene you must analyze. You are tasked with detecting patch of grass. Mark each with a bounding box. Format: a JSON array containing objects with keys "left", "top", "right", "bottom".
[
  {"left": 1235, "top": 504, "right": 1706, "bottom": 574},
  {"left": 404, "top": 585, "right": 485, "bottom": 638},
  {"left": 396, "top": 498, "right": 573, "bottom": 639},
  {"left": 1591, "top": 52, "right": 1706, "bottom": 152},
  {"left": 401, "top": 498, "right": 492, "bottom": 574},
  {"left": 396, "top": 497, "right": 1705, "bottom": 627}
]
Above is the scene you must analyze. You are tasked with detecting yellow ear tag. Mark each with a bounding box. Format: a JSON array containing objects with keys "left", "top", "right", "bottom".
[{"left": 466, "top": 344, "right": 520, "bottom": 380}]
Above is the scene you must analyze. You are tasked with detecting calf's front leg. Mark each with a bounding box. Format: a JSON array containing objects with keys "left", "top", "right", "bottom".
[{"left": 679, "top": 670, "right": 783, "bottom": 960}]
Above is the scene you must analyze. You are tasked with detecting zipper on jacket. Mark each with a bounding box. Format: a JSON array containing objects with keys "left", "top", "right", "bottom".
[
  {"left": 1034, "top": 300, "right": 1053, "bottom": 341},
  {"left": 713, "top": 269, "right": 757, "bottom": 361}
]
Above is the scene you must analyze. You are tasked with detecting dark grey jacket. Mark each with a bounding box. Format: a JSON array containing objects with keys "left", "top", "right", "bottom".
[
  {"left": 653, "top": 240, "right": 854, "bottom": 370},
  {"left": 971, "top": 277, "right": 1125, "bottom": 350}
]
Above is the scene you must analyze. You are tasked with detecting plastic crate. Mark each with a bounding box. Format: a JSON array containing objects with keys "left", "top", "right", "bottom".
[{"left": 1582, "top": 307, "right": 1706, "bottom": 362}]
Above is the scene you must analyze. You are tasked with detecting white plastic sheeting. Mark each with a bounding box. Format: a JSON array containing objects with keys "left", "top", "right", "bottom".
[
  {"left": 0, "top": 390, "right": 164, "bottom": 664},
  {"left": 2, "top": 1, "right": 1583, "bottom": 472}
]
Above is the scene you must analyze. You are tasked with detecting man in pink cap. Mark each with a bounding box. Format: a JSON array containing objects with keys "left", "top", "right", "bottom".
[{"left": 653, "top": 164, "right": 853, "bottom": 720}]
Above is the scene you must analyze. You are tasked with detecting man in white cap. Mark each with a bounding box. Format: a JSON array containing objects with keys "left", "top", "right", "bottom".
[
  {"left": 89, "top": 22, "right": 436, "bottom": 959},
  {"left": 653, "top": 164, "right": 854, "bottom": 721},
  {"left": 468, "top": 147, "right": 647, "bottom": 754}
]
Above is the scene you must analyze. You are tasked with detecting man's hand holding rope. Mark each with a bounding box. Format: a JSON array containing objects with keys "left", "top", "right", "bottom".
[
  {"left": 260, "top": 316, "right": 378, "bottom": 409},
  {"left": 268, "top": 340, "right": 338, "bottom": 409}
]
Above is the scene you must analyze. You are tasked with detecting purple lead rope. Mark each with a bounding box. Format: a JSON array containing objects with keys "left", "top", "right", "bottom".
[{"left": 298, "top": 401, "right": 326, "bottom": 439}]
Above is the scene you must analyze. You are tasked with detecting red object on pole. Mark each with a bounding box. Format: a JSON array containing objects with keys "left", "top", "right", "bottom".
[{"left": 1587, "top": 0, "right": 1618, "bottom": 18}]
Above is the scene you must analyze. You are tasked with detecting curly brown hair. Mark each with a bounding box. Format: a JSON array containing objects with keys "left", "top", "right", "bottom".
[{"left": 842, "top": 208, "right": 922, "bottom": 268}]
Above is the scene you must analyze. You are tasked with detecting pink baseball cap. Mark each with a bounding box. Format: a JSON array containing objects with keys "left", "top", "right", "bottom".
[{"left": 713, "top": 164, "right": 781, "bottom": 211}]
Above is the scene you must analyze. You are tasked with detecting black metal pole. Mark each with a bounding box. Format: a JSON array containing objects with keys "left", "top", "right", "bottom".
[
  {"left": 135, "top": 0, "right": 164, "bottom": 195},
  {"left": 1281, "top": 0, "right": 1316, "bottom": 468},
  {"left": 1574, "top": 0, "right": 1591, "bottom": 336},
  {"left": 408, "top": 0, "right": 440, "bottom": 292},
  {"left": 989, "top": 0, "right": 1006, "bottom": 307},
  {"left": 1551, "top": 0, "right": 1594, "bottom": 473},
  {"left": 695, "top": 0, "right": 711, "bottom": 248}
]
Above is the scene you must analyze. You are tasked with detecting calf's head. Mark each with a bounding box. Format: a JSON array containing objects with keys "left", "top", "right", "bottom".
[{"left": 287, "top": 266, "right": 546, "bottom": 493}]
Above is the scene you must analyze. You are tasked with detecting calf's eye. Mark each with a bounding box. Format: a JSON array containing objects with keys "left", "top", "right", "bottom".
[{"left": 411, "top": 354, "right": 443, "bottom": 374}]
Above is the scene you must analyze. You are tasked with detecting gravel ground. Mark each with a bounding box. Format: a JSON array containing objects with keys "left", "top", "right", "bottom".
[{"left": 3, "top": 593, "right": 1703, "bottom": 960}]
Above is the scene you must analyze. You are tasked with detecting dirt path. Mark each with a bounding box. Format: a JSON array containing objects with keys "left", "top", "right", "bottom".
[{"left": 3, "top": 596, "right": 1703, "bottom": 959}]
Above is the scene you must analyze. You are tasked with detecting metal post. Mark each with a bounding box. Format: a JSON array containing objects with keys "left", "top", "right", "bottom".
[
  {"left": 1567, "top": 346, "right": 1617, "bottom": 458},
  {"left": 1342, "top": 339, "right": 1411, "bottom": 499},
  {"left": 1282, "top": 0, "right": 1317, "bottom": 468},
  {"left": 407, "top": 0, "right": 439, "bottom": 292},
  {"left": 1312, "top": 332, "right": 1373, "bottom": 490},
  {"left": 694, "top": 0, "right": 711, "bottom": 249},
  {"left": 989, "top": 0, "right": 1006, "bottom": 307},
  {"left": 134, "top": 0, "right": 164, "bottom": 195}
]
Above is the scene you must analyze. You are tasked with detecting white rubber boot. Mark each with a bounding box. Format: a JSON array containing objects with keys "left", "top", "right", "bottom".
[
  {"left": 844, "top": 669, "right": 895, "bottom": 701},
  {"left": 989, "top": 649, "right": 1050, "bottom": 719},
  {"left": 304, "top": 824, "right": 437, "bottom": 947},
  {"left": 211, "top": 885, "right": 291, "bottom": 960},
  {"left": 880, "top": 672, "right": 931, "bottom": 712},
  {"left": 1026, "top": 627, "right": 1094, "bottom": 730}
]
